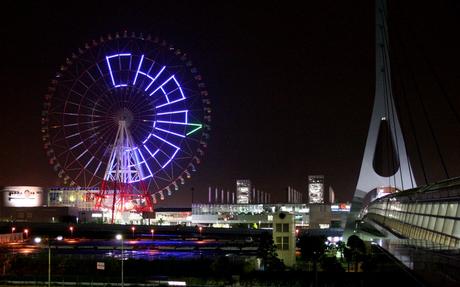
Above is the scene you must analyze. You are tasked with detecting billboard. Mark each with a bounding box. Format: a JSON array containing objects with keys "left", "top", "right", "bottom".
[{"left": 2, "top": 186, "right": 44, "bottom": 207}]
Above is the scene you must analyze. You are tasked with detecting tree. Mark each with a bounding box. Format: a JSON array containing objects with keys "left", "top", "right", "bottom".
[
  {"left": 346, "top": 235, "right": 366, "bottom": 272},
  {"left": 257, "top": 232, "right": 284, "bottom": 271},
  {"left": 298, "top": 235, "right": 326, "bottom": 262}
]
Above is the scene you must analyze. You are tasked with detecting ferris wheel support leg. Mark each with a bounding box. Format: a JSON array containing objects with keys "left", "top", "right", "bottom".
[{"left": 111, "top": 181, "right": 118, "bottom": 224}]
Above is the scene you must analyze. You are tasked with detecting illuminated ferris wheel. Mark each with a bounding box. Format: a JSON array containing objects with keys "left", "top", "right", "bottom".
[{"left": 41, "top": 31, "right": 211, "bottom": 214}]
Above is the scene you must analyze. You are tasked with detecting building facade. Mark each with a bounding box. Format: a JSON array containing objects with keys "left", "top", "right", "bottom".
[
  {"left": 308, "top": 175, "right": 324, "bottom": 204},
  {"left": 273, "top": 212, "right": 296, "bottom": 267},
  {"left": 236, "top": 179, "right": 251, "bottom": 204}
]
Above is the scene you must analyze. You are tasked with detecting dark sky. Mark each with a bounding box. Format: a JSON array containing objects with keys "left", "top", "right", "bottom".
[{"left": 1, "top": 1, "right": 460, "bottom": 206}]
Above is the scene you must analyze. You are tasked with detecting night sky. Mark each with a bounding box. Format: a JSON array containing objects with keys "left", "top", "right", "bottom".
[{"left": 1, "top": 1, "right": 460, "bottom": 206}]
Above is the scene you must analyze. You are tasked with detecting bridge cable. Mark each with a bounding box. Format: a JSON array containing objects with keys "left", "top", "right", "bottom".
[
  {"left": 381, "top": 5, "right": 405, "bottom": 190},
  {"left": 405, "top": 23, "right": 460, "bottom": 129},
  {"left": 396, "top": 28, "right": 450, "bottom": 179},
  {"left": 392, "top": 26, "right": 429, "bottom": 185},
  {"left": 394, "top": 65, "right": 429, "bottom": 185}
]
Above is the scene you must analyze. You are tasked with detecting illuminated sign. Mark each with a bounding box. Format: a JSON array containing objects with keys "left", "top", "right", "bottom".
[
  {"left": 236, "top": 180, "right": 251, "bottom": 204},
  {"left": 331, "top": 203, "right": 351, "bottom": 212},
  {"left": 3, "top": 186, "right": 44, "bottom": 207},
  {"left": 308, "top": 175, "right": 324, "bottom": 204}
]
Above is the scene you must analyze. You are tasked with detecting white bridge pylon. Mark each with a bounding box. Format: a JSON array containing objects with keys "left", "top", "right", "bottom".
[
  {"left": 345, "top": 0, "right": 417, "bottom": 238},
  {"left": 354, "top": 0, "right": 416, "bottom": 199}
]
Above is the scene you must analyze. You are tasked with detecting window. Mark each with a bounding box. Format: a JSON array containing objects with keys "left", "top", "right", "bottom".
[
  {"left": 452, "top": 221, "right": 460, "bottom": 238},
  {"left": 439, "top": 203, "right": 448, "bottom": 217},
  {"left": 282, "top": 224, "right": 289, "bottom": 232},
  {"left": 443, "top": 219, "right": 454, "bottom": 235},
  {"left": 420, "top": 204, "right": 426, "bottom": 214},
  {"left": 428, "top": 216, "right": 436, "bottom": 230},
  {"left": 276, "top": 223, "right": 282, "bottom": 232},
  {"left": 426, "top": 203, "right": 433, "bottom": 215},
  {"left": 275, "top": 236, "right": 282, "bottom": 250},
  {"left": 283, "top": 236, "right": 289, "bottom": 250},
  {"left": 275, "top": 236, "right": 290, "bottom": 250},
  {"left": 422, "top": 216, "right": 429, "bottom": 229},
  {"left": 435, "top": 218, "right": 444, "bottom": 233},
  {"left": 447, "top": 203, "right": 458, "bottom": 217}
]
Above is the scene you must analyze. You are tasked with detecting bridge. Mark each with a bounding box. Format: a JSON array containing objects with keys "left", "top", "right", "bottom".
[{"left": 346, "top": 0, "right": 460, "bottom": 286}]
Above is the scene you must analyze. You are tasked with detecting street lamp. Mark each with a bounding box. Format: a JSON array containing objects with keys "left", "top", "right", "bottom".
[
  {"left": 130, "top": 226, "right": 135, "bottom": 239},
  {"left": 23, "top": 229, "right": 29, "bottom": 239},
  {"left": 115, "top": 234, "right": 124, "bottom": 287},
  {"left": 11, "top": 227, "right": 16, "bottom": 234},
  {"left": 69, "top": 226, "right": 74, "bottom": 238},
  {"left": 198, "top": 226, "right": 203, "bottom": 236},
  {"left": 150, "top": 229, "right": 154, "bottom": 240},
  {"left": 34, "top": 235, "right": 63, "bottom": 287}
]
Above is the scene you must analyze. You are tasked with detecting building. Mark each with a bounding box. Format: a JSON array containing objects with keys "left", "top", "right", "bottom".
[
  {"left": 154, "top": 207, "right": 192, "bottom": 225},
  {"left": 273, "top": 212, "right": 296, "bottom": 267},
  {"left": 308, "top": 175, "right": 324, "bottom": 204},
  {"left": 191, "top": 202, "right": 350, "bottom": 229},
  {"left": 309, "top": 204, "right": 332, "bottom": 229},
  {"left": 236, "top": 179, "right": 251, "bottom": 204}
]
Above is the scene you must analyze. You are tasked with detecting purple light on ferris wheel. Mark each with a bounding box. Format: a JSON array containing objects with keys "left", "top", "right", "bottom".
[{"left": 105, "top": 53, "right": 131, "bottom": 87}]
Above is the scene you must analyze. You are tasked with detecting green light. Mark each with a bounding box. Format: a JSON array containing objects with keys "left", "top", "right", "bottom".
[{"left": 186, "top": 123, "right": 202, "bottom": 136}]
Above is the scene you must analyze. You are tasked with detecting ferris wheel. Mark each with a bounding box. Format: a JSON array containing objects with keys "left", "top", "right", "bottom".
[{"left": 41, "top": 31, "right": 211, "bottom": 211}]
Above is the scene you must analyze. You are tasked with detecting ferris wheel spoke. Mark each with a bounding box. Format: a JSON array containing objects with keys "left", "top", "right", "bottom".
[
  {"left": 58, "top": 112, "right": 105, "bottom": 118},
  {"left": 66, "top": 94, "right": 107, "bottom": 116}
]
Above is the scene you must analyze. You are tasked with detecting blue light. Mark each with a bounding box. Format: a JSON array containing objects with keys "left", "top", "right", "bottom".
[
  {"left": 132, "top": 54, "right": 144, "bottom": 85},
  {"left": 156, "top": 110, "right": 188, "bottom": 116},
  {"left": 144, "top": 66, "right": 166, "bottom": 91},
  {"left": 137, "top": 148, "right": 153, "bottom": 180},
  {"left": 151, "top": 133, "right": 179, "bottom": 150},
  {"left": 144, "top": 145, "right": 159, "bottom": 157},
  {"left": 162, "top": 148, "right": 179, "bottom": 169},
  {"left": 151, "top": 75, "right": 186, "bottom": 108},
  {"left": 105, "top": 53, "right": 131, "bottom": 87},
  {"left": 154, "top": 127, "right": 185, "bottom": 138},
  {"left": 147, "top": 133, "right": 181, "bottom": 169}
]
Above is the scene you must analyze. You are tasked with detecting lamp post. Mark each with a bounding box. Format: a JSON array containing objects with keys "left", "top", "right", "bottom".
[
  {"left": 11, "top": 227, "right": 16, "bottom": 234},
  {"left": 34, "top": 235, "right": 63, "bottom": 287},
  {"left": 150, "top": 229, "right": 154, "bottom": 240},
  {"left": 23, "top": 229, "right": 29, "bottom": 239},
  {"left": 130, "top": 226, "right": 135, "bottom": 239},
  {"left": 69, "top": 226, "right": 74, "bottom": 238},
  {"left": 116, "top": 234, "right": 124, "bottom": 287}
]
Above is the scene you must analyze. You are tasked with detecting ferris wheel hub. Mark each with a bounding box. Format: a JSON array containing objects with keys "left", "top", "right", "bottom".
[{"left": 114, "top": 108, "right": 134, "bottom": 127}]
